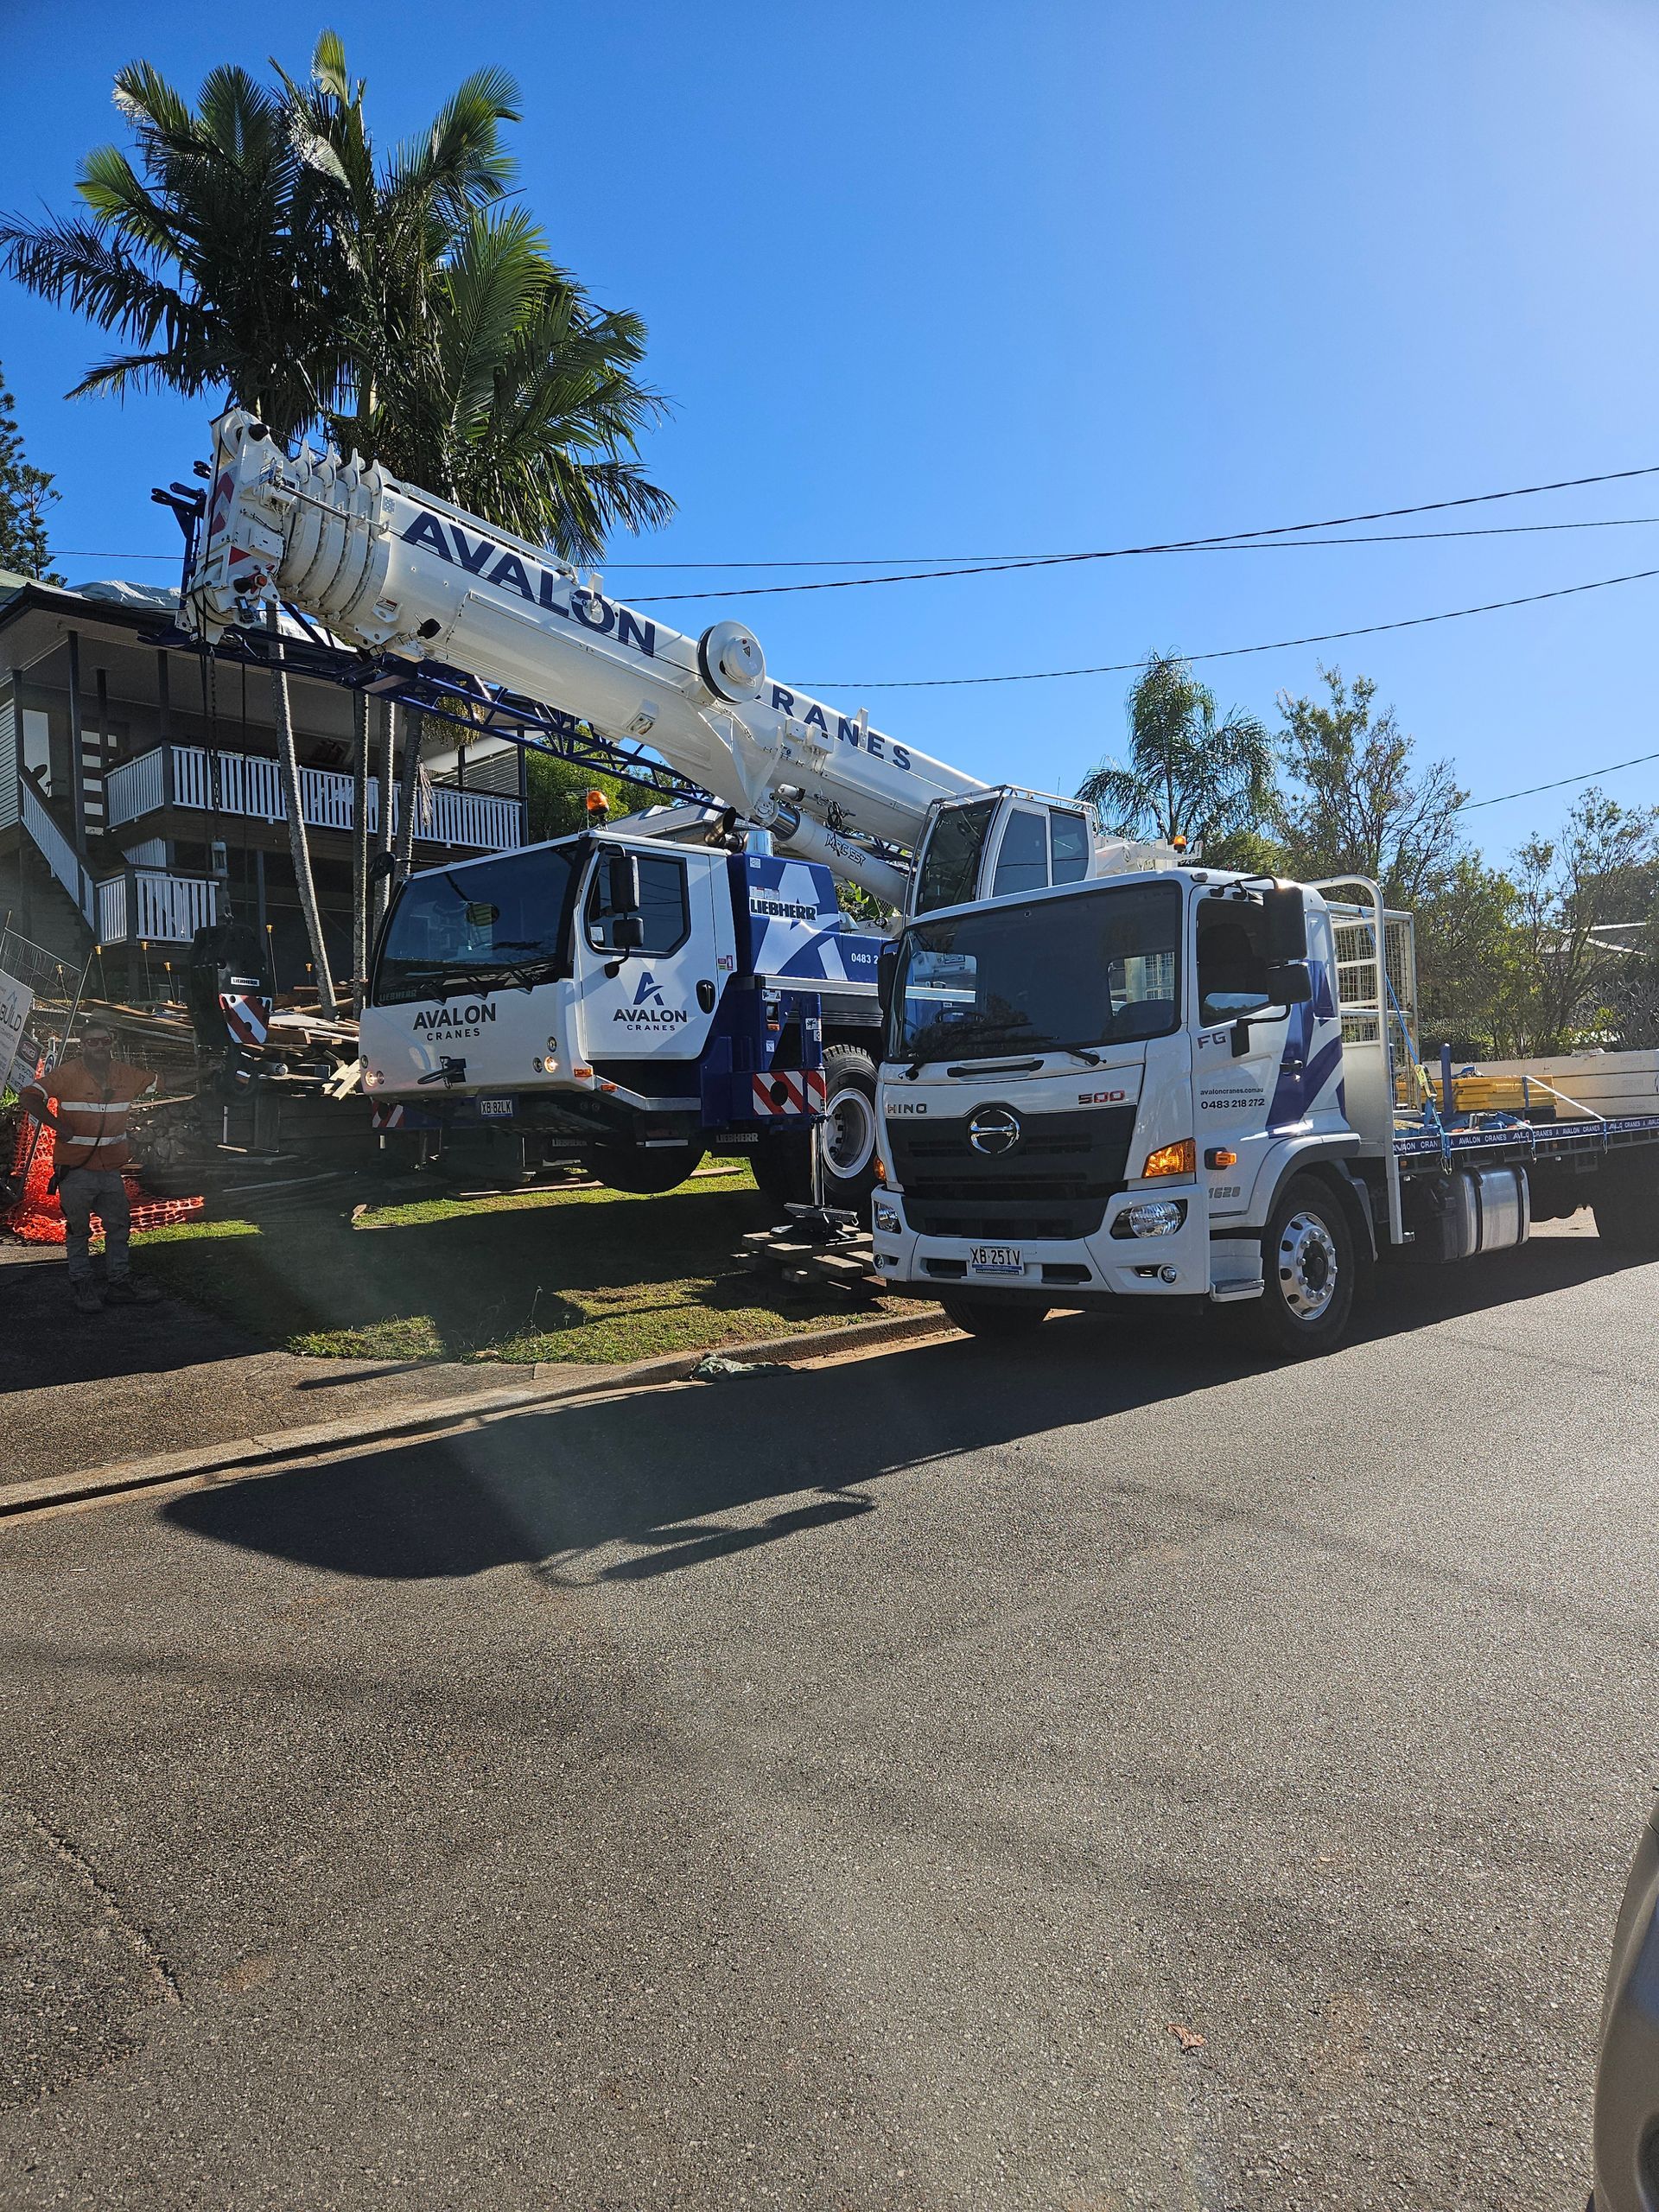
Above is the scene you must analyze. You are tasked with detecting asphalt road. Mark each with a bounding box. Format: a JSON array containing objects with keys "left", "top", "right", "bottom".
[{"left": 2, "top": 1227, "right": 1656, "bottom": 2210}]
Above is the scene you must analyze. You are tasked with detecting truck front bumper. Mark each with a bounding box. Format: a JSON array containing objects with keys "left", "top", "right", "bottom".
[{"left": 870, "top": 1185, "right": 1215, "bottom": 1303}]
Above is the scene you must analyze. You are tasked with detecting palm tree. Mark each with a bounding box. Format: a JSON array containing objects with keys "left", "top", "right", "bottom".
[
  {"left": 327, "top": 206, "right": 673, "bottom": 560},
  {"left": 1, "top": 34, "right": 674, "bottom": 987},
  {"left": 1077, "top": 652, "right": 1274, "bottom": 856},
  {"left": 1, "top": 57, "right": 355, "bottom": 1006},
  {"left": 285, "top": 45, "right": 671, "bottom": 884},
  {"left": 0, "top": 61, "right": 332, "bottom": 439}
]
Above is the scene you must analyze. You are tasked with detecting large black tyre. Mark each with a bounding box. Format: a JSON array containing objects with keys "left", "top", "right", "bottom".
[
  {"left": 1592, "top": 1165, "right": 1659, "bottom": 1249},
  {"left": 939, "top": 1297, "right": 1052, "bottom": 1338},
  {"left": 588, "top": 1144, "right": 705, "bottom": 1196},
  {"left": 748, "top": 1046, "right": 883, "bottom": 1212},
  {"left": 818, "top": 1046, "right": 881, "bottom": 1207},
  {"left": 1242, "top": 1172, "right": 1357, "bottom": 1357}
]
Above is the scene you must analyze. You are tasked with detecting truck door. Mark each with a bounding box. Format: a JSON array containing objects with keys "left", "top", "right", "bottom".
[
  {"left": 1191, "top": 896, "right": 1294, "bottom": 1224},
  {"left": 573, "top": 849, "right": 720, "bottom": 1067}
]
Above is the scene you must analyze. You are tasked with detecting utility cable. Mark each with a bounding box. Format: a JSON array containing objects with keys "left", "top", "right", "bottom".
[
  {"left": 631, "top": 463, "right": 1659, "bottom": 602},
  {"left": 797, "top": 563, "right": 1659, "bottom": 690},
  {"left": 1459, "top": 749, "right": 1659, "bottom": 812},
  {"left": 52, "top": 508, "right": 1659, "bottom": 571}
]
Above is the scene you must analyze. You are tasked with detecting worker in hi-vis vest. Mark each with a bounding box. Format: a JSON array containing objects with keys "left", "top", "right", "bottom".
[{"left": 20, "top": 1015, "right": 164, "bottom": 1313}]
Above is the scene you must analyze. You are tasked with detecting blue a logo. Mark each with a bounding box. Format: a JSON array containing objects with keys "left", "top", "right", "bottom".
[{"left": 632, "top": 970, "right": 664, "bottom": 1007}]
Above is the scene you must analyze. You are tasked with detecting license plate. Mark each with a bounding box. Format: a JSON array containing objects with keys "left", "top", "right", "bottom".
[
  {"left": 476, "top": 1096, "right": 515, "bottom": 1119},
  {"left": 969, "top": 1245, "right": 1023, "bottom": 1275}
]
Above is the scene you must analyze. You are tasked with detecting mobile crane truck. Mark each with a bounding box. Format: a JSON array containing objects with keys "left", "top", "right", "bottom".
[
  {"left": 868, "top": 863, "right": 1659, "bottom": 1352},
  {"left": 181, "top": 409, "right": 1124, "bottom": 1204}
]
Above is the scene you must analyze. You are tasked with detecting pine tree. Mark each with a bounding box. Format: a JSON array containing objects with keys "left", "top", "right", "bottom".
[{"left": 0, "top": 367, "right": 63, "bottom": 583}]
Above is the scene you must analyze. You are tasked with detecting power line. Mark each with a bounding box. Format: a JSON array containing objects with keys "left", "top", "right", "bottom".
[
  {"left": 632, "top": 462, "right": 1659, "bottom": 602},
  {"left": 58, "top": 505, "right": 1659, "bottom": 574},
  {"left": 605, "top": 511, "right": 1659, "bottom": 568},
  {"left": 798, "top": 563, "right": 1659, "bottom": 691},
  {"left": 54, "top": 508, "right": 1659, "bottom": 572},
  {"left": 1460, "top": 749, "right": 1659, "bottom": 813}
]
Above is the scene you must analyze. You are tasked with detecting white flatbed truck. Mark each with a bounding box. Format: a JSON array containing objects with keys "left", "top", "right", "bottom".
[{"left": 868, "top": 862, "right": 1659, "bottom": 1353}]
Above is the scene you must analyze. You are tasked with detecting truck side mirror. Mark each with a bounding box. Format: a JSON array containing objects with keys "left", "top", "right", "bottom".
[
  {"left": 1267, "top": 960, "right": 1313, "bottom": 1006},
  {"left": 1261, "top": 885, "right": 1307, "bottom": 963},
  {"left": 610, "top": 913, "right": 645, "bottom": 953},
  {"left": 876, "top": 942, "right": 899, "bottom": 1024},
  {"left": 604, "top": 851, "right": 641, "bottom": 915}
]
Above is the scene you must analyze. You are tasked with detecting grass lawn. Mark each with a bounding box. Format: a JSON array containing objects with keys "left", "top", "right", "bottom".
[{"left": 130, "top": 1163, "right": 925, "bottom": 1365}]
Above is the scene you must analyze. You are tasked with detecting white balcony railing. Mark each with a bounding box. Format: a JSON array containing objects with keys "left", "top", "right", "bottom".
[
  {"left": 105, "top": 742, "right": 522, "bottom": 851},
  {"left": 96, "top": 868, "right": 221, "bottom": 946}
]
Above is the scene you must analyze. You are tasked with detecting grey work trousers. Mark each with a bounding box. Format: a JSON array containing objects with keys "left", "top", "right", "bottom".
[{"left": 57, "top": 1167, "right": 132, "bottom": 1285}]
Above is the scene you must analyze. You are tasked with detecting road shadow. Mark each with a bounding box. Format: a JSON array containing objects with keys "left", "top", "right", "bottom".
[{"left": 164, "top": 1228, "right": 1655, "bottom": 1586}]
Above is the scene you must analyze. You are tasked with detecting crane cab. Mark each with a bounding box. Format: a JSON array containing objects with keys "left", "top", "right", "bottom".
[{"left": 908, "top": 788, "right": 1181, "bottom": 918}]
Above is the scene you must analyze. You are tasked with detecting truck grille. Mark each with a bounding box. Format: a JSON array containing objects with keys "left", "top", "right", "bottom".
[{"left": 887, "top": 1103, "right": 1137, "bottom": 1240}]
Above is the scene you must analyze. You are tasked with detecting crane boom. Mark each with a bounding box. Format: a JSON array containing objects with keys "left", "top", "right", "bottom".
[{"left": 183, "top": 410, "right": 989, "bottom": 907}]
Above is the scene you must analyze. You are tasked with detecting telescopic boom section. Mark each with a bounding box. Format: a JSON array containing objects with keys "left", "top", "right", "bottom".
[{"left": 182, "top": 410, "right": 983, "bottom": 906}]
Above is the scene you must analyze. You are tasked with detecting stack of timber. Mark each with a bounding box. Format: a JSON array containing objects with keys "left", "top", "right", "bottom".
[
  {"left": 73, "top": 995, "right": 379, "bottom": 1191},
  {"left": 735, "top": 1205, "right": 883, "bottom": 1300}
]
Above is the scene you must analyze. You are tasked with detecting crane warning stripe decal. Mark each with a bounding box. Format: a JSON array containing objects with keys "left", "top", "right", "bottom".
[
  {"left": 750, "top": 1070, "right": 828, "bottom": 1116},
  {"left": 219, "top": 993, "right": 272, "bottom": 1049}
]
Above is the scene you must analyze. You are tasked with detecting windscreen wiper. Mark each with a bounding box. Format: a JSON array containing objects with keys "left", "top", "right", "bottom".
[{"left": 391, "top": 963, "right": 543, "bottom": 999}]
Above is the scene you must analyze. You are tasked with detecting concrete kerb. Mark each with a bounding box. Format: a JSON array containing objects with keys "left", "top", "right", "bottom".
[{"left": 0, "top": 1309, "right": 957, "bottom": 1522}]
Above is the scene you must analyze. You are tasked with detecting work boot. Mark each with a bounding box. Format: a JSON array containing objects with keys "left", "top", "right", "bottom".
[
  {"left": 104, "top": 1278, "right": 162, "bottom": 1306},
  {"left": 71, "top": 1282, "right": 105, "bottom": 1314}
]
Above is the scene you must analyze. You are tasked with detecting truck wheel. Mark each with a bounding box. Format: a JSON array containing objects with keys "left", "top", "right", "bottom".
[
  {"left": 939, "top": 1297, "right": 1051, "bottom": 1338},
  {"left": 819, "top": 1046, "right": 880, "bottom": 1206},
  {"left": 588, "top": 1144, "right": 705, "bottom": 1196},
  {"left": 1243, "top": 1173, "right": 1356, "bottom": 1357},
  {"left": 1592, "top": 1169, "right": 1659, "bottom": 1249}
]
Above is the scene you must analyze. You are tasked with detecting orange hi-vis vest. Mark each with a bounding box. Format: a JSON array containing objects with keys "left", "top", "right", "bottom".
[{"left": 20, "top": 1054, "right": 157, "bottom": 1173}]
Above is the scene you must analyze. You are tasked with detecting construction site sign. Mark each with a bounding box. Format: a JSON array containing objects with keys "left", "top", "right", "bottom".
[{"left": 0, "top": 966, "right": 35, "bottom": 1093}]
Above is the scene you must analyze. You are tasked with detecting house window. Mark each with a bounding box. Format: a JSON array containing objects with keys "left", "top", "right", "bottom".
[{"left": 22, "top": 709, "right": 51, "bottom": 795}]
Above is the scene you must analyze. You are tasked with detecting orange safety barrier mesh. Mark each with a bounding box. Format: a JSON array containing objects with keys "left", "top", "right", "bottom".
[{"left": 3, "top": 1110, "right": 203, "bottom": 1244}]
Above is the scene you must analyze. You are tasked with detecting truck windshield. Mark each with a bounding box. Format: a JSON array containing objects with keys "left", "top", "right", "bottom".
[
  {"left": 889, "top": 880, "right": 1182, "bottom": 1064},
  {"left": 375, "top": 844, "right": 581, "bottom": 1005}
]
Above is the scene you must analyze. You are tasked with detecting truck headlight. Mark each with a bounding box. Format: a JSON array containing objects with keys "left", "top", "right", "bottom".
[
  {"left": 1111, "top": 1198, "right": 1187, "bottom": 1239},
  {"left": 874, "top": 1201, "right": 902, "bottom": 1234}
]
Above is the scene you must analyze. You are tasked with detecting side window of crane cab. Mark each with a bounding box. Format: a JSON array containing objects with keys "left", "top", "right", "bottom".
[
  {"left": 916, "top": 798, "right": 999, "bottom": 914},
  {"left": 990, "top": 809, "right": 1049, "bottom": 898},
  {"left": 587, "top": 854, "right": 690, "bottom": 957},
  {"left": 1049, "top": 811, "right": 1090, "bottom": 884},
  {"left": 1196, "top": 900, "right": 1274, "bottom": 1028}
]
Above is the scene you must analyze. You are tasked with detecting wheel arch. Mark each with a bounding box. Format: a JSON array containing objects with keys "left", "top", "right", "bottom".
[{"left": 1240, "top": 1145, "right": 1376, "bottom": 1287}]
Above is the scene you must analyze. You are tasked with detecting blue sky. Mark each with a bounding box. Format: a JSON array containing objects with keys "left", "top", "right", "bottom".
[{"left": 3, "top": 2, "right": 1657, "bottom": 858}]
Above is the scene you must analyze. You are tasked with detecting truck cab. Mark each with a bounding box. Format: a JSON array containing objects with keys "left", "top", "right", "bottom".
[
  {"left": 359, "top": 830, "right": 883, "bottom": 1198},
  {"left": 872, "top": 867, "right": 1364, "bottom": 1349}
]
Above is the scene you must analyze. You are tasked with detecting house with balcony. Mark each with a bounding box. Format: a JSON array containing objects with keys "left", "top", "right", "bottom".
[{"left": 0, "top": 572, "right": 527, "bottom": 995}]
